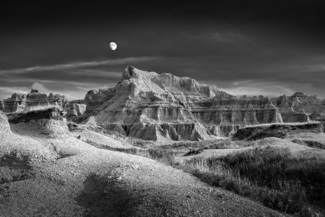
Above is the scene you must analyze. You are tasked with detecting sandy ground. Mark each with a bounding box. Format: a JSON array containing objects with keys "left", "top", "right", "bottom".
[{"left": 0, "top": 119, "right": 286, "bottom": 217}]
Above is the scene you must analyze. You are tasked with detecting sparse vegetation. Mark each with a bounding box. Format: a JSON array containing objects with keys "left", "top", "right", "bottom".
[
  {"left": 179, "top": 146, "right": 325, "bottom": 216},
  {"left": 160, "top": 139, "right": 238, "bottom": 150},
  {"left": 84, "top": 134, "right": 325, "bottom": 216}
]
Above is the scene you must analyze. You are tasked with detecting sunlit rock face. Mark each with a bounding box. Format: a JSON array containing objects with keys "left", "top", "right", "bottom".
[
  {"left": 82, "top": 66, "right": 283, "bottom": 141},
  {"left": 0, "top": 89, "right": 67, "bottom": 113},
  {"left": 272, "top": 92, "right": 325, "bottom": 122}
]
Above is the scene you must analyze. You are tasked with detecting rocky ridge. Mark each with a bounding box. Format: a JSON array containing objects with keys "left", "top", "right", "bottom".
[
  {"left": 81, "top": 66, "right": 283, "bottom": 141},
  {"left": 0, "top": 89, "right": 86, "bottom": 121},
  {"left": 0, "top": 89, "right": 66, "bottom": 113}
]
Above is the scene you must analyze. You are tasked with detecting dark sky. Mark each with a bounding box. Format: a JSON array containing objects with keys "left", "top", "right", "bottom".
[{"left": 1, "top": 1, "right": 325, "bottom": 99}]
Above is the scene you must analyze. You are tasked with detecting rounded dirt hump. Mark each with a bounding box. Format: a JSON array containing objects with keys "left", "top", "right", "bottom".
[{"left": 8, "top": 108, "right": 69, "bottom": 137}]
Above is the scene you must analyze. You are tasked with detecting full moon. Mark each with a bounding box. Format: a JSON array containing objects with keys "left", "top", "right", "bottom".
[{"left": 110, "top": 42, "right": 117, "bottom": 51}]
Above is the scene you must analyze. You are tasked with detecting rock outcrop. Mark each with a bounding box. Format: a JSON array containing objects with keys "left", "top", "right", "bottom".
[
  {"left": 81, "top": 66, "right": 283, "bottom": 141},
  {"left": 7, "top": 107, "right": 69, "bottom": 136},
  {"left": 0, "top": 90, "right": 87, "bottom": 121},
  {"left": 0, "top": 89, "right": 67, "bottom": 113},
  {"left": 272, "top": 92, "right": 325, "bottom": 122},
  {"left": 66, "top": 100, "right": 86, "bottom": 121}
]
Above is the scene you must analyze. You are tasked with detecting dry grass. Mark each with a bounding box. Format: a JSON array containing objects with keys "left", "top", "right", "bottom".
[
  {"left": 84, "top": 134, "right": 325, "bottom": 216},
  {"left": 178, "top": 146, "right": 325, "bottom": 216}
]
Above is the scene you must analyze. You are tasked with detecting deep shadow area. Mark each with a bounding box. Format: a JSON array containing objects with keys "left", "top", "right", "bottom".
[
  {"left": 292, "top": 139, "right": 325, "bottom": 150},
  {"left": 0, "top": 151, "right": 35, "bottom": 184},
  {"left": 7, "top": 107, "right": 65, "bottom": 124},
  {"left": 75, "top": 173, "right": 176, "bottom": 217},
  {"left": 75, "top": 174, "right": 108, "bottom": 217},
  {"left": 75, "top": 173, "right": 139, "bottom": 217}
]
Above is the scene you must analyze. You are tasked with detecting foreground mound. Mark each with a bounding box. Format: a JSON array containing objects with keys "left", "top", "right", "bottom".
[
  {"left": 81, "top": 66, "right": 283, "bottom": 141},
  {"left": 7, "top": 107, "right": 69, "bottom": 137}
]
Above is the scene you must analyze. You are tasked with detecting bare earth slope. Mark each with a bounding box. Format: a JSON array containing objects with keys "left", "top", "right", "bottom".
[{"left": 0, "top": 110, "right": 284, "bottom": 216}]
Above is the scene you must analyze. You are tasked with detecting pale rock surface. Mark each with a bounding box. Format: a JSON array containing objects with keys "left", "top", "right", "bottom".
[
  {"left": 0, "top": 111, "right": 11, "bottom": 135},
  {"left": 272, "top": 92, "right": 325, "bottom": 122},
  {"left": 82, "top": 66, "right": 283, "bottom": 141},
  {"left": 0, "top": 89, "right": 67, "bottom": 113}
]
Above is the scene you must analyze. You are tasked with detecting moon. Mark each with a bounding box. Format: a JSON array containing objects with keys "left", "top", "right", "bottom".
[{"left": 110, "top": 42, "right": 117, "bottom": 51}]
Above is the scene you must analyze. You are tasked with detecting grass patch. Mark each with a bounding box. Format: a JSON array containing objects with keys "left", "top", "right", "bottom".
[
  {"left": 292, "top": 139, "right": 325, "bottom": 150},
  {"left": 145, "top": 148, "right": 177, "bottom": 165},
  {"left": 180, "top": 146, "right": 325, "bottom": 216},
  {"left": 160, "top": 139, "right": 238, "bottom": 150}
]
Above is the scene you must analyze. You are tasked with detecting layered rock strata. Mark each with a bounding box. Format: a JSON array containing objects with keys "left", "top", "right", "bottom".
[
  {"left": 82, "top": 66, "right": 283, "bottom": 141},
  {"left": 272, "top": 92, "right": 325, "bottom": 122},
  {"left": 0, "top": 90, "right": 87, "bottom": 121},
  {"left": 0, "top": 89, "right": 67, "bottom": 113}
]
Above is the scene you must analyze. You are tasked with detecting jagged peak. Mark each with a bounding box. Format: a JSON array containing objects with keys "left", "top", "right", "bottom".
[{"left": 123, "top": 66, "right": 157, "bottom": 80}]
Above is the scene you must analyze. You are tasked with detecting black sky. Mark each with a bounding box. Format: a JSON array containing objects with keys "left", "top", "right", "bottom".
[{"left": 1, "top": 1, "right": 325, "bottom": 99}]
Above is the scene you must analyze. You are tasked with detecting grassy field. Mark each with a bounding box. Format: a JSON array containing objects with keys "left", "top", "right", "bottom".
[
  {"left": 178, "top": 146, "right": 325, "bottom": 216},
  {"left": 84, "top": 135, "right": 325, "bottom": 216}
]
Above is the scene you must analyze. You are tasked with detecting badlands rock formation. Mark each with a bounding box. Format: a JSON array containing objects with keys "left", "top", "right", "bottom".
[
  {"left": 0, "top": 89, "right": 67, "bottom": 113},
  {"left": 272, "top": 92, "right": 325, "bottom": 122},
  {"left": 66, "top": 100, "right": 86, "bottom": 121},
  {"left": 0, "top": 90, "right": 86, "bottom": 121},
  {"left": 82, "top": 66, "right": 283, "bottom": 141}
]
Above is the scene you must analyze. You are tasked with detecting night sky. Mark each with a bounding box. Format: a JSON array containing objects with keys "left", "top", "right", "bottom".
[{"left": 0, "top": 1, "right": 325, "bottom": 99}]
